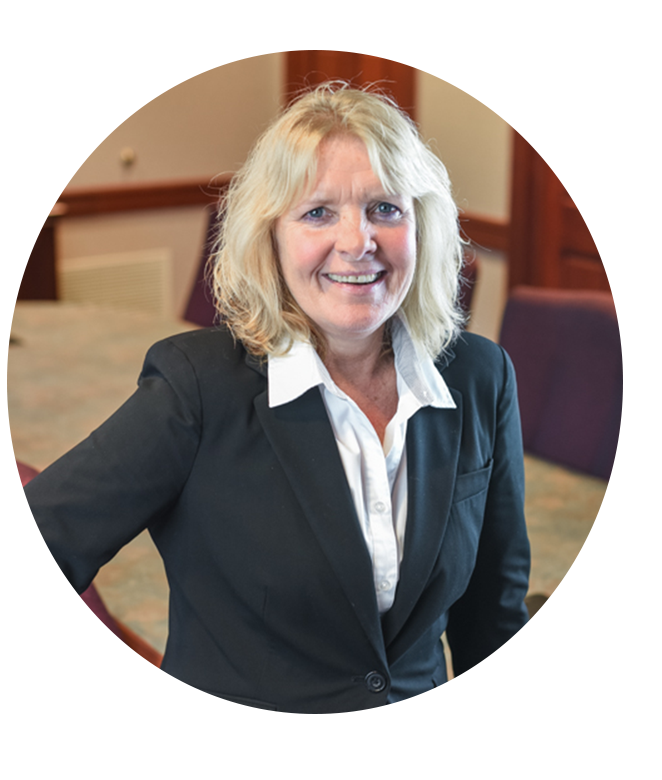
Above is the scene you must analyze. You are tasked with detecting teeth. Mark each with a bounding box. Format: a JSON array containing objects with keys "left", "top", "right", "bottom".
[{"left": 327, "top": 272, "right": 381, "bottom": 284}]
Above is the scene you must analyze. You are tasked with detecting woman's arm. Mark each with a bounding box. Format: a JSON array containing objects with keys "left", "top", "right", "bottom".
[
  {"left": 24, "top": 338, "right": 202, "bottom": 594},
  {"left": 445, "top": 346, "right": 531, "bottom": 675}
]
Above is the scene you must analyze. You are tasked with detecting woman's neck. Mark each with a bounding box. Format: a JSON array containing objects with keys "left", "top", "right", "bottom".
[
  {"left": 322, "top": 329, "right": 398, "bottom": 444},
  {"left": 321, "top": 324, "right": 392, "bottom": 380}
]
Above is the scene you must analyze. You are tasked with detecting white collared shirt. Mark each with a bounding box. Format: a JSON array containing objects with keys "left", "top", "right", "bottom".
[{"left": 268, "top": 317, "right": 456, "bottom": 613}]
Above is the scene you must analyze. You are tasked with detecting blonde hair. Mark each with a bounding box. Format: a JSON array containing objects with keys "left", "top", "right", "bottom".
[{"left": 212, "top": 82, "right": 465, "bottom": 358}]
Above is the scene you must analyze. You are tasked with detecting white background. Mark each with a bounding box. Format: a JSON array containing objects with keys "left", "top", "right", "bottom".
[{"left": 3, "top": 2, "right": 660, "bottom": 777}]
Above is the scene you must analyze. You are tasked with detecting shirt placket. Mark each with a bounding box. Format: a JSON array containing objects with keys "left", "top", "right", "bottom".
[{"left": 359, "top": 416, "right": 399, "bottom": 612}]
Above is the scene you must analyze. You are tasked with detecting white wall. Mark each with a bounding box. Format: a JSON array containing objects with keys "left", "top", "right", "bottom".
[
  {"left": 59, "top": 54, "right": 284, "bottom": 316},
  {"left": 418, "top": 72, "right": 512, "bottom": 341},
  {"left": 67, "top": 55, "right": 284, "bottom": 186},
  {"left": 417, "top": 72, "right": 512, "bottom": 221}
]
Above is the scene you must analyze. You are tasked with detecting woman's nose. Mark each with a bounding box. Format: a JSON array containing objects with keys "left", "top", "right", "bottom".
[{"left": 334, "top": 212, "right": 376, "bottom": 260}]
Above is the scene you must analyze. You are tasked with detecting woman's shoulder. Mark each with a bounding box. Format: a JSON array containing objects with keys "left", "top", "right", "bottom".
[
  {"left": 441, "top": 331, "right": 507, "bottom": 367},
  {"left": 436, "top": 331, "right": 513, "bottom": 389},
  {"left": 141, "top": 325, "right": 265, "bottom": 389},
  {"left": 149, "top": 325, "right": 243, "bottom": 362}
]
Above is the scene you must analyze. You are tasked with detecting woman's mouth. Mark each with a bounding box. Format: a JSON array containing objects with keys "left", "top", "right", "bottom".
[{"left": 325, "top": 271, "right": 384, "bottom": 285}]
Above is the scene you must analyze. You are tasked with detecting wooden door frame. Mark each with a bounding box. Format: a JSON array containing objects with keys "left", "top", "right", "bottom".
[
  {"left": 285, "top": 50, "right": 417, "bottom": 120},
  {"left": 509, "top": 132, "right": 609, "bottom": 291}
]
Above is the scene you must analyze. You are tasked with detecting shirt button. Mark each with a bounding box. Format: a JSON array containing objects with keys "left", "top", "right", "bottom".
[
  {"left": 379, "top": 580, "right": 391, "bottom": 591},
  {"left": 373, "top": 501, "right": 387, "bottom": 514}
]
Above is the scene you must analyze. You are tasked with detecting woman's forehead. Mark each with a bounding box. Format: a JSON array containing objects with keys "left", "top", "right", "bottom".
[
  {"left": 275, "top": 130, "right": 411, "bottom": 217},
  {"left": 310, "top": 134, "right": 404, "bottom": 191}
]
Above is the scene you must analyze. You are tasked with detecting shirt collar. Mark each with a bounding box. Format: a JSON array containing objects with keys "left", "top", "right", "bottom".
[
  {"left": 268, "top": 338, "right": 331, "bottom": 408},
  {"left": 267, "top": 315, "right": 456, "bottom": 410}
]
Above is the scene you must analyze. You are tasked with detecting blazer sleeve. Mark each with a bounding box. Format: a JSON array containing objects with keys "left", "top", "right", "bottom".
[
  {"left": 24, "top": 338, "right": 202, "bottom": 594},
  {"left": 445, "top": 346, "right": 531, "bottom": 675}
]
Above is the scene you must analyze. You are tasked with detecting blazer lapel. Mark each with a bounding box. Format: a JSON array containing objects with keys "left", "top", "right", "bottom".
[
  {"left": 253, "top": 384, "right": 387, "bottom": 663},
  {"left": 381, "top": 387, "right": 464, "bottom": 654}
]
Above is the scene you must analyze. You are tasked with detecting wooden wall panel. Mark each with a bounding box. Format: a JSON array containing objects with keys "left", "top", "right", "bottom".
[
  {"left": 559, "top": 255, "right": 611, "bottom": 291},
  {"left": 56, "top": 178, "right": 228, "bottom": 216},
  {"left": 509, "top": 132, "right": 610, "bottom": 293},
  {"left": 17, "top": 216, "right": 58, "bottom": 300},
  {"left": 285, "top": 51, "right": 416, "bottom": 120}
]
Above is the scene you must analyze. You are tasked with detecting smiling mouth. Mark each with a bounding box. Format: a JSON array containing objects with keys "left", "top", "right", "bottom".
[{"left": 325, "top": 271, "right": 384, "bottom": 285}]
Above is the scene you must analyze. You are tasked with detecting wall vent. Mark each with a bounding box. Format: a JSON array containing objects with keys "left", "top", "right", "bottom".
[{"left": 58, "top": 248, "right": 173, "bottom": 317}]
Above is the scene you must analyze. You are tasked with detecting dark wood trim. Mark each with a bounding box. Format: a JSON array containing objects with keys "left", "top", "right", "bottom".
[
  {"left": 460, "top": 212, "right": 509, "bottom": 254},
  {"left": 56, "top": 176, "right": 231, "bottom": 217},
  {"left": 509, "top": 132, "right": 609, "bottom": 292},
  {"left": 18, "top": 215, "right": 59, "bottom": 300}
]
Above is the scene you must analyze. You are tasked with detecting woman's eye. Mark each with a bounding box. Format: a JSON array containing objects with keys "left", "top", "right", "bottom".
[
  {"left": 305, "top": 207, "right": 326, "bottom": 220},
  {"left": 374, "top": 202, "right": 401, "bottom": 217}
]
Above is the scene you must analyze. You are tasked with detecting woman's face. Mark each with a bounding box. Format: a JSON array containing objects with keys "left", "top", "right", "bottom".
[{"left": 274, "top": 135, "right": 417, "bottom": 355}]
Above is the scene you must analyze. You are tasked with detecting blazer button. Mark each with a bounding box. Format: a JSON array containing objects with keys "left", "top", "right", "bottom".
[{"left": 365, "top": 671, "right": 387, "bottom": 693}]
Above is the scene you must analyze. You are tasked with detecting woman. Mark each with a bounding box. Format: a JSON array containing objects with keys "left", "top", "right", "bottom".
[{"left": 26, "top": 83, "right": 530, "bottom": 713}]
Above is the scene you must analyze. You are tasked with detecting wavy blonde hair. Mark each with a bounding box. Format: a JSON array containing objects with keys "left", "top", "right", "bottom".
[{"left": 211, "top": 82, "right": 465, "bottom": 358}]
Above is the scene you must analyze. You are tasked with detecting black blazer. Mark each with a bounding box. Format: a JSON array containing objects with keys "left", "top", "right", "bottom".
[{"left": 26, "top": 326, "right": 530, "bottom": 713}]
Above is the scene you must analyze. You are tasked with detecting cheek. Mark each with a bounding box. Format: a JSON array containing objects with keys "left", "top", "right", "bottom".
[
  {"left": 279, "top": 231, "right": 325, "bottom": 281},
  {"left": 390, "top": 230, "right": 417, "bottom": 275},
  {"left": 391, "top": 233, "right": 417, "bottom": 298}
]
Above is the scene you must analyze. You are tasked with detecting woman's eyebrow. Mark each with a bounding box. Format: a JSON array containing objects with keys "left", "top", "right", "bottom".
[{"left": 301, "top": 187, "right": 402, "bottom": 205}]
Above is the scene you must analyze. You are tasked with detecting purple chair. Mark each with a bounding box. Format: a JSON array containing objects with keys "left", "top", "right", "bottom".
[
  {"left": 499, "top": 286, "right": 622, "bottom": 481},
  {"left": 459, "top": 255, "right": 479, "bottom": 318},
  {"left": 183, "top": 207, "right": 220, "bottom": 327}
]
